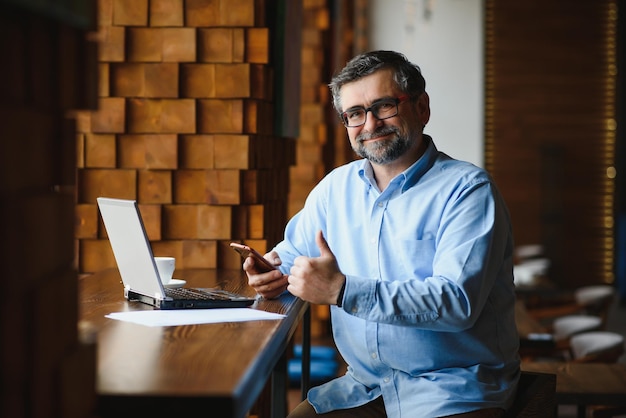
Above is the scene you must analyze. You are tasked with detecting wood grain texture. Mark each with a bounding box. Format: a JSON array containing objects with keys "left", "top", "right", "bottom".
[{"left": 79, "top": 267, "right": 308, "bottom": 416}]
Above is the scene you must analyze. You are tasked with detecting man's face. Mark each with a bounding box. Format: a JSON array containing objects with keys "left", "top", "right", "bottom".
[{"left": 339, "top": 69, "right": 427, "bottom": 165}]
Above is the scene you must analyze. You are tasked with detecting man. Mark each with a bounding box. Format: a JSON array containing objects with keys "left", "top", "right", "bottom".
[{"left": 243, "top": 50, "right": 520, "bottom": 418}]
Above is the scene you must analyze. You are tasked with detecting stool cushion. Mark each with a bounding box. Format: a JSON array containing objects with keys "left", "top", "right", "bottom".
[
  {"left": 575, "top": 285, "right": 614, "bottom": 306},
  {"left": 569, "top": 331, "right": 625, "bottom": 359},
  {"left": 293, "top": 344, "right": 337, "bottom": 360},
  {"left": 552, "top": 315, "right": 602, "bottom": 340},
  {"left": 288, "top": 358, "right": 339, "bottom": 385}
]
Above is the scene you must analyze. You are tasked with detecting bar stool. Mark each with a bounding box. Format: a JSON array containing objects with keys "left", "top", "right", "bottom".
[
  {"left": 567, "top": 331, "right": 625, "bottom": 418},
  {"left": 520, "top": 315, "right": 604, "bottom": 361},
  {"left": 552, "top": 315, "right": 603, "bottom": 341},
  {"left": 514, "top": 244, "right": 546, "bottom": 262},
  {"left": 525, "top": 285, "right": 615, "bottom": 327},
  {"left": 514, "top": 258, "right": 551, "bottom": 286},
  {"left": 574, "top": 285, "right": 615, "bottom": 327},
  {"left": 569, "top": 331, "right": 625, "bottom": 363}
]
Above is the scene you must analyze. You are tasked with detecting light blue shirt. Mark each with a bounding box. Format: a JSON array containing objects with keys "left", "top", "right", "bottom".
[{"left": 274, "top": 137, "right": 520, "bottom": 417}]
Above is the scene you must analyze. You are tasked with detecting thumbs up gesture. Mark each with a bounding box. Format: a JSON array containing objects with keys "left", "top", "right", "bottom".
[{"left": 287, "top": 230, "right": 346, "bottom": 305}]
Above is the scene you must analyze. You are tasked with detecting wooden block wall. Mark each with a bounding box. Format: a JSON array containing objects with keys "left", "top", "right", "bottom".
[
  {"left": 287, "top": 0, "right": 337, "bottom": 338},
  {"left": 75, "top": 0, "right": 296, "bottom": 273},
  {"left": 288, "top": 0, "right": 332, "bottom": 219}
]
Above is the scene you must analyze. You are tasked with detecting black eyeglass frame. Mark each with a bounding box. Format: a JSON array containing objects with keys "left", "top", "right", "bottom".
[{"left": 340, "top": 95, "right": 412, "bottom": 127}]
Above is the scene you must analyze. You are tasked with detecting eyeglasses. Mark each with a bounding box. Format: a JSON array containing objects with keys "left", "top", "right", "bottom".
[{"left": 340, "top": 95, "right": 411, "bottom": 127}]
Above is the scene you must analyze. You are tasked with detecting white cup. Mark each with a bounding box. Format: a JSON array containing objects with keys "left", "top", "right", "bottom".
[{"left": 154, "top": 256, "right": 176, "bottom": 284}]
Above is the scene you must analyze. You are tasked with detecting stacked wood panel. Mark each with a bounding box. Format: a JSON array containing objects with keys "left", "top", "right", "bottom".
[{"left": 75, "top": 0, "right": 295, "bottom": 274}]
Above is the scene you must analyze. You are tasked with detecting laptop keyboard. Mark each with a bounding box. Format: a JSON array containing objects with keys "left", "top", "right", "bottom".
[{"left": 165, "top": 287, "right": 250, "bottom": 301}]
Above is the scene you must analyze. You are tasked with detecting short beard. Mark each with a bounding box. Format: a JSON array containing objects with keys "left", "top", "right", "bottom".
[{"left": 353, "top": 126, "right": 412, "bottom": 165}]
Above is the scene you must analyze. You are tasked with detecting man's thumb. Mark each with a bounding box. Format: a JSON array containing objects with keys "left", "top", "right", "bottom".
[{"left": 315, "top": 230, "right": 332, "bottom": 257}]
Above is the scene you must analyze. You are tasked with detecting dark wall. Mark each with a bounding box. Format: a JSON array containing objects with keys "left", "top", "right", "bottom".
[{"left": 485, "top": 0, "right": 617, "bottom": 289}]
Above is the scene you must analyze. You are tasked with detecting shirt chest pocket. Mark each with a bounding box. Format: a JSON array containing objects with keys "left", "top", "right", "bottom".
[{"left": 395, "top": 238, "right": 436, "bottom": 278}]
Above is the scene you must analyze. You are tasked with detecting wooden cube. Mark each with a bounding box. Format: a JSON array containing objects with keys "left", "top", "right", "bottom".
[
  {"left": 246, "top": 28, "right": 269, "bottom": 63},
  {"left": 117, "top": 134, "right": 145, "bottom": 168},
  {"left": 250, "top": 64, "right": 272, "bottom": 100},
  {"left": 75, "top": 204, "right": 99, "bottom": 239},
  {"left": 213, "top": 135, "right": 250, "bottom": 169},
  {"left": 182, "top": 240, "right": 217, "bottom": 268},
  {"left": 173, "top": 169, "right": 240, "bottom": 204},
  {"left": 138, "top": 170, "right": 172, "bottom": 204},
  {"left": 179, "top": 134, "right": 215, "bottom": 169},
  {"left": 79, "top": 239, "right": 116, "bottom": 273},
  {"left": 138, "top": 203, "right": 162, "bottom": 241},
  {"left": 180, "top": 64, "right": 216, "bottom": 98},
  {"left": 198, "top": 28, "right": 243, "bottom": 63},
  {"left": 111, "top": 63, "right": 179, "bottom": 98},
  {"left": 90, "top": 97, "right": 125, "bottom": 133},
  {"left": 150, "top": 0, "right": 184, "bottom": 27},
  {"left": 151, "top": 239, "right": 183, "bottom": 260},
  {"left": 98, "top": 63, "right": 110, "bottom": 97},
  {"left": 98, "top": 26, "right": 125, "bottom": 62},
  {"left": 77, "top": 168, "right": 136, "bottom": 203},
  {"left": 185, "top": 0, "right": 220, "bottom": 27},
  {"left": 118, "top": 134, "right": 178, "bottom": 169},
  {"left": 232, "top": 28, "right": 245, "bottom": 62},
  {"left": 244, "top": 99, "right": 273, "bottom": 135},
  {"left": 110, "top": 63, "right": 143, "bottom": 96},
  {"left": 127, "top": 28, "right": 162, "bottom": 62},
  {"left": 247, "top": 204, "right": 265, "bottom": 238},
  {"left": 214, "top": 63, "right": 250, "bottom": 98},
  {"left": 98, "top": 0, "right": 113, "bottom": 26},
  {"left": 76, "top": 133, "right": 85, "bottom": 168},
  {"left": 112, "top": 0, "right": 148, "bottom": 26},
  {"left": 146, "top": 63, "right": 179, "bottom": 97},
  {"left": 144, "top": 134, "right": 178, "bottom": 168},
  {"left": 162, "top": 204, "right": 232, "bottom": 239},
  {"left": 127, "top": 99, "right": 195, "bottom": 134},
  {"left": 84, "top": 133, "right": 116, "bottom": 168},
  {"left": 218, "top": 239, "right": 241, "bottom": 269},
  {"left": 73, "top": 111, "right": 92, "bottom": 134},
  {"left": 162, "top": 28, "right": 197, "bottom": 62},
  {"left": 219, "top": 0, "right": 255, "bottom": 26},
  {"left": 198, "top": 99, "right": 243, "bottom": 133},
  {"left": 301, "top": 103, "right": 324, "bottom": 125}
]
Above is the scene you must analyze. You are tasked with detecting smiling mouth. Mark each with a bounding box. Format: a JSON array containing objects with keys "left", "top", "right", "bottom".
[{"left": 357, "top": 127, "right": 398, "bottom": 144}]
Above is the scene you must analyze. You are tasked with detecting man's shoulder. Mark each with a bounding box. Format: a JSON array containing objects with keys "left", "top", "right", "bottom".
[{"left": 434, "top": 153, "right": 490, "bottom": 180}]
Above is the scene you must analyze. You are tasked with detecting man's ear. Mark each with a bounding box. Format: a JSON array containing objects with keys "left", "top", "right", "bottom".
[{"left": 417, "top": 92, "right": 431, "bottom": 126}]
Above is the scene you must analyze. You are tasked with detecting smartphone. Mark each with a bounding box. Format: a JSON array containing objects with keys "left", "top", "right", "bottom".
[{"left": 229, "top": 242, "right": 277, "bottom": 272}]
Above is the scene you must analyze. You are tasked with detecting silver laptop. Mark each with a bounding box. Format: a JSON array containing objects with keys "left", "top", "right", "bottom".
[{"left": 96, "top": 197, "right": 255, "bottom": 309}]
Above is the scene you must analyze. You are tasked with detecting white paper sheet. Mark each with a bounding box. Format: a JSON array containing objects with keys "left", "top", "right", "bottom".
[{"left": 105, "top": 308, "right": 286, "bottom": 327}]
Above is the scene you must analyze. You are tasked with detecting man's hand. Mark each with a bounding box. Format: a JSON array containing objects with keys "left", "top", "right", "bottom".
[
  {"left": 287, "top": 230, "right": 346, "bottom": 305},
  {"left": 243, "top": 250, "right": 288, "bottom": 299}
]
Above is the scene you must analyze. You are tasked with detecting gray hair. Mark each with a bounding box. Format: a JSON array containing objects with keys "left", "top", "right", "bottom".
[{"left": 328, "top": 50, "right": 426, "bottom": 114}]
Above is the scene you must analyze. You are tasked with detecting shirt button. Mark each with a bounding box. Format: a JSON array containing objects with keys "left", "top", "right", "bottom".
[
  {"left": 351, "top": 307, "right": 358, "bottom": 313},
  {"left": 377, "top": 202, "right": 383, "bottom": 207},
  {"left": 383, "top": 377, "right": 390, "bottom": 383},
  {"left": 371, "top": 353, "right": 377, "bottom": 359}
]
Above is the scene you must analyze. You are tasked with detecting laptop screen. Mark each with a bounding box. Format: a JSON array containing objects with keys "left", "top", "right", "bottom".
[{"left": 97, "top": 197, "right": 166, "bottom": 300}]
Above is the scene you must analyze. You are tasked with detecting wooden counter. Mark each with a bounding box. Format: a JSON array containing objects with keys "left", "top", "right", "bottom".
[{"left": 79, "top": 268, "right": 309, "bottom": 418}]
